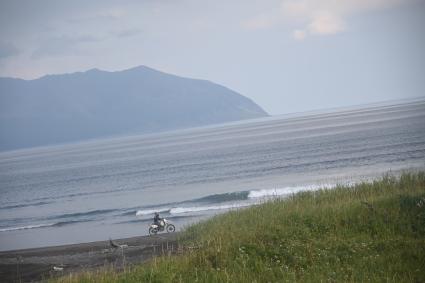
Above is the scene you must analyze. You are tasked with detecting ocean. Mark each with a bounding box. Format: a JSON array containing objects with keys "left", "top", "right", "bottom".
[{"left": 0, "top": 100, "right": 424, "bottom": 251}]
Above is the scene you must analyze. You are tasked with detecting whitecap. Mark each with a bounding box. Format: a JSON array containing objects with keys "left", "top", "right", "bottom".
[
  {"left": 170, "top": 203, "right": 252, "bottom": 214},
  {"left": 0, "top": 223, "right": 56, "bottom": 232},
  {"left": 248, "top": 184, "right": 335, "bottom": 199},
  {"left": 136, "top": 207, "right": 170, "bottom": 216}
]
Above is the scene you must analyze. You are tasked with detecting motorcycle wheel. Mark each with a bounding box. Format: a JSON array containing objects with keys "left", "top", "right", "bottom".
[
  {"left": 149, "top": 227, "right": 158, "bottom": 235},
  {"left": 166, "top": 224, "right": 175, "bottom": 233}
]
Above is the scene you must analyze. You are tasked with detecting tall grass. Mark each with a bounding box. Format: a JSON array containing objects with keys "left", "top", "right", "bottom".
[{"left": 55, "top": 172, "right": 425, "bottom": 282}]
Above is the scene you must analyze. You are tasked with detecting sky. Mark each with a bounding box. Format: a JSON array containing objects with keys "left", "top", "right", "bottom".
[{"left": 0, "top": 0, "right": 424, "bottom": 115}]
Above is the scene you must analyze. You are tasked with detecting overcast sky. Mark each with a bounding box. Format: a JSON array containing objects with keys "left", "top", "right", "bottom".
[{"left": 0, "top": 0, "right": 424, "bottom": 115}]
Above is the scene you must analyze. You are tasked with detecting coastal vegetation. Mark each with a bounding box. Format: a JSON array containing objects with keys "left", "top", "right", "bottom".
[{"left": 54, "top": 172, "right": 425, "bottom": 282}]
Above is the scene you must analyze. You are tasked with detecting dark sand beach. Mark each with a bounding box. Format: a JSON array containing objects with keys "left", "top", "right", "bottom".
[{"left": 0, "top": 233, "right": 179, "bottom": 282}]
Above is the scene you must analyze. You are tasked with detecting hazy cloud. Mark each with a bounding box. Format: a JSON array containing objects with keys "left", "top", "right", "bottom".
[
  {"left": 29, "top": 28, "right": 141, "bottom": 61},
  {"left": 244, "top": 0, "right": 410, "bottom": 39},
  {"left": 307, "top": 12, "right": 345, "bottom": 35},
  {"left": 292, "top": 29, "right": 306, "bottom": 40},
  {"left": 96, "top": 8, "right": 127, "bottom": 20},
  {"left": 67, "top": 7, "right": 128, "bottom": 24},
  {"left": 110, "top": 28, "right": 142, "bottom": 38},
  {"left": 31, "top": 34, "right": 102, "bottom": 59},
  {"left": 0, "top": 41, "right": 20, "bottom": 59},
  {"left": 241, "top": 13, "right": 277, "bottom": 30},
  {"left": 282, "top": 0, "right": 408, "bottom": 38}
]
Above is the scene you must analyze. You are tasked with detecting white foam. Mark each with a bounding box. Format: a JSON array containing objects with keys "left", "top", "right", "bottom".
[
  {"left": 0, "top": 223, "right": 55, "bottom": 232},
  {"left": 136, "top": 207, "right": 170, "bottom": 216},
  {"left": 170, "top": 203, "right": 253, "bottom": 214},
  {"left": 248, "top": 184, "right": 334, "bottom": 199},
  {"left": 135, "top": 183, "right": 340, "bottom": 217}
]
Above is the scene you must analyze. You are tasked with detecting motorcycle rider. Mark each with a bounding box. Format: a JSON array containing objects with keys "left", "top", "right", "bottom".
[{"left": 153, "top": 212, "right": 164, "bottom": 229}]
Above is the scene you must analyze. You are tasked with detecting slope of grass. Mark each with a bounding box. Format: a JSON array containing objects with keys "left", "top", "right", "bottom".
[{"left": 55, "top": 172, "right": 425, "bottom": 282}]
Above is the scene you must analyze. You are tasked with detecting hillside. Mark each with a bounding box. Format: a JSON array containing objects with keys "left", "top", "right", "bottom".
[
  {"left": 55, "top": 172, "right": 425, "bottom": 282},
  {"left": 0, "top": 66, "right": 267, "bottom": 150}
]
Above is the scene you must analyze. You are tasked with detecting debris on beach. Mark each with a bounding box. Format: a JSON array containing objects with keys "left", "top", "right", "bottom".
[{"left": 109, "top": 238, "right": 128, "bottom": 249}]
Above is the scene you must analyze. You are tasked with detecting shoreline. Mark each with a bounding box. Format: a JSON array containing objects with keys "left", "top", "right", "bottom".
[{"left": 0, "top": 232, "right": 179, "bottom": 282}]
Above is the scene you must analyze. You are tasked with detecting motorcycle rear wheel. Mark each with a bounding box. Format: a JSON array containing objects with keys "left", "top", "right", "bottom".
[{"left": 149, "top": 227, "right": 158, "bottom": 235}]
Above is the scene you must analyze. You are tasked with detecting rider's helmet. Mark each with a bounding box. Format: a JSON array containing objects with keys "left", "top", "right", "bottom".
[{"left": 154, "top": 212, "right": 159, "bottom": 217}]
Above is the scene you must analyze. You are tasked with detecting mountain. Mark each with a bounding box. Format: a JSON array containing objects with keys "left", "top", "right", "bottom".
[{"left": 0, "top": 66, "right": 268, "bottom": 151}]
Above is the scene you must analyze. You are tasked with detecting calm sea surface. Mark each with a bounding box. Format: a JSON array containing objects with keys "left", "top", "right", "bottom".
[{"left": 0, "top": 101, "right": 424, "bottom": 251}]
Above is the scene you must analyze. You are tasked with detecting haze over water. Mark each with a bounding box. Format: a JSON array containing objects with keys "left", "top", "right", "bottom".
[{"left": 0, "top": 100, "right": 424, "bottom": 251}]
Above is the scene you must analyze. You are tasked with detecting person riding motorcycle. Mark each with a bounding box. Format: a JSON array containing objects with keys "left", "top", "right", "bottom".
[
  {"left": 149, "top": 212, "right": 175, "bottom": 235},
  {"left": 153, "top": 212, "right": 164, "bottom": 229}
]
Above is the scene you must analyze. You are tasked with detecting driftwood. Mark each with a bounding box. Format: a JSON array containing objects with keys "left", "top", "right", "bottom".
[{"left": 109, "top": 239, "right": 128, "bottom": 249}]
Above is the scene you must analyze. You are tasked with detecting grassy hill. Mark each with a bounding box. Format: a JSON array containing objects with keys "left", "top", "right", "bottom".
[{"left": 55, "top": 172, "right": 425, "bottom": 282}]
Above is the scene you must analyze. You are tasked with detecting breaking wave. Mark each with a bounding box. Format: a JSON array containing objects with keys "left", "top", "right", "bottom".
[
  {"left": 136, "top": 207, "right": 171, "bottom": 216},
  {"left": 247, "top": 184, "right": 334, "bottom": 198},
  {"left": 169, "top": 203, "right": 253, "bottom": 214},
  {"left": 133, "top": 191, "right": 251, "bottom": 216},
  {"left": 46, "top": 209, "right": 118, "bottom": 220},
  {"left": 117, "top": 214, "right": 196, "bottom": 225},
  {"left": 0, "top": 219, "right": 91, "bottom": 232},
  {"left": 0, "top": 223, "right": 56, "bottom": 232},
  {"left": 190, "top": 191, "right": 250, "bottom": 203},
  {"left": 136, "top": 203, "right": 253, "bottom": 217},
  {"left": 135, "top": 184, "right": 336, "bottom": 217},
  {"left": 0, "top": 183, "right": 340, "bottom": 233}
]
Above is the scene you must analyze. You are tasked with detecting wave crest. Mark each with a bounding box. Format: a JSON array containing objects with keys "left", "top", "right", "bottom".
[
  {"left": 0, "top": 223, "right": 56, "bottom": 232},
  {"left": 136, "top": 207, "right": 170, "bottom": 216},
  {"left": 170, "top": 203, "right": 252, "bottom": 214},
  {"left": 134, "top": 184, "right": 336, "bottom": 217},
  {"left": 248, "top": 184, "right": 333, "bottom": 198},
  {"left": 0, "top": 219, "right": 92, "bottom": 233}
]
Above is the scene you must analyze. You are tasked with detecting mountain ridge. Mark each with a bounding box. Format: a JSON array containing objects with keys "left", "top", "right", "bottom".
[{"left": 0, "top": 66, "right": 268, "bottom": 151}]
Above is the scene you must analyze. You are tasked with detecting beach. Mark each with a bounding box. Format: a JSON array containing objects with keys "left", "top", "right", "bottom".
[{"left": 0, "top": 233, "right": 179, "bottom": 283}]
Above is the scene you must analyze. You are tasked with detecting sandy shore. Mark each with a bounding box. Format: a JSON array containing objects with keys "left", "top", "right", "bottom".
[{"left": 0, "top": 233, "right": 179, "bottom": 283}]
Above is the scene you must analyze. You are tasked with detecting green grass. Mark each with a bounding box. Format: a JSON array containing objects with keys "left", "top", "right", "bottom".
[{"left": 55, "top": 172, "right": 425, "bottom": 282}]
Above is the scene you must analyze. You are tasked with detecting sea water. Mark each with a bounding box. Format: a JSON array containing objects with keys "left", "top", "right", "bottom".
[{"left": 0, "top": 100, "right": 424, "bottom": 251}]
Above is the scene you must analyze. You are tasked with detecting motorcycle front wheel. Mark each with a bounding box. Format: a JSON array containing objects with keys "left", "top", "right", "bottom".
[
  {"left": 166, "top": 224, "right": 175, "bottom": 233},
  {"left": 149, "top": 227, "right": 158, "bottom": 235}
]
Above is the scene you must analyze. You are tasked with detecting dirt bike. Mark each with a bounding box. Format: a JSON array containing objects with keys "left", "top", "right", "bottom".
[{"left": 149, "top": 218, "right": 175, "bottom": 235}]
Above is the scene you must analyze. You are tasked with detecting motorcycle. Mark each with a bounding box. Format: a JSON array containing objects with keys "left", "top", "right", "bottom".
[{"left": 149, "top": 218, "right": 175, "bottom": 235}]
